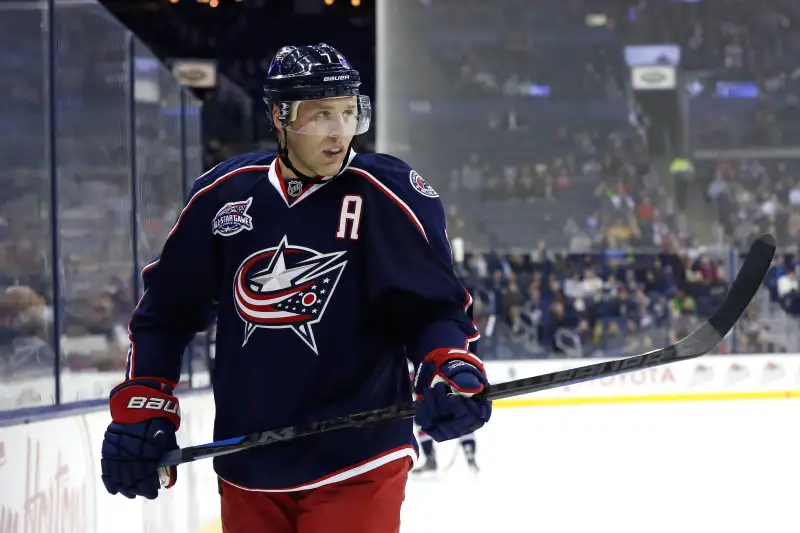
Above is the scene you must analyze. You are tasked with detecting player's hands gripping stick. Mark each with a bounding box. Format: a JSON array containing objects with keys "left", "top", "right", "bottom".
[
  {"left": 101, "top": 378, "right": 181, "bottom": 499},
  {"left": 413, "top": 348, "right": 492, "bottom": 442}
]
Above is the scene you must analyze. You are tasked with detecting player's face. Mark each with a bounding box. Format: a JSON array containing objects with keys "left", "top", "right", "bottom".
[{"left": 281, "top": 97, "right": 357, "bottom": 177}]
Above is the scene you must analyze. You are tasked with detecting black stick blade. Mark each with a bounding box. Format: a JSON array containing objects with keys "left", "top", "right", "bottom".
[{"left": 707, "top": 233, "right": 776, "bottom": 336}]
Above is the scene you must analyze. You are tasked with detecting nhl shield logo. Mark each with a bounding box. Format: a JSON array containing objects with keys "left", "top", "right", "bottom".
[
  {"left": 286, "top": 180, "right": 303, "bottom": 197},
  {"left": 212, "top": 197, "right": 254, "bottom": 237},
  {"left": 233, "top": 236, "right": 347, "bottom": 354},
  {"left": 409, "top": 170, "right": 438, "bottom": 198}
]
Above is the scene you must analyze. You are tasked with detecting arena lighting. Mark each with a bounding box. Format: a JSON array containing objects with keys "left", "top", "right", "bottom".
[
  {"left": 210, "top": 0, "right": 218, "bottom": 7},
  {"left": 324, "top": 0, "right": 334, "bottom": 5},
  {"left": 351, "top": 0, "right": 361, "bottom": 6}
]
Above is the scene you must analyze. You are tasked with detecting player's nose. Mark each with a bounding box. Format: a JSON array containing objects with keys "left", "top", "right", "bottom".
[{"left": 328, "top": 117, "right": 346, "bottom": 138}]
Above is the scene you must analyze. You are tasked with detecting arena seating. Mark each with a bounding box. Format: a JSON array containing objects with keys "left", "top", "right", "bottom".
[
  {"left": 462, "top": 246, "right": 798, "bottom": 359},
  {"left": 696, "top": 158, "right": 800, "bottom": 248},
  {"left": 623, "top": 0, "right": 800, "bottom": 148}
]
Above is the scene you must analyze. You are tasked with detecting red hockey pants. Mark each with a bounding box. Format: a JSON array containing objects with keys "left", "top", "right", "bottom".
[{"left": 220, "top": 458, "right": 410, "bottom": 533}]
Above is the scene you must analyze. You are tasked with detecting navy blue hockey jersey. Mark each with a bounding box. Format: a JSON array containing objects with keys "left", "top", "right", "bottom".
[{"left": 125, "top": 150, "right": 480, "bottom": 491}]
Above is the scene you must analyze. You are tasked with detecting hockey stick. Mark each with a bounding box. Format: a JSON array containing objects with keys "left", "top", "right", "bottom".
[{"left": 159, "top": 233, "right": 776, "bottom": 468}]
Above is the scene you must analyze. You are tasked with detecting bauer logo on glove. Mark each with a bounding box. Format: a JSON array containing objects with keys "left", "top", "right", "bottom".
[
  {"left": 101, "top": 378, "right": 181, "bottom": 499},
  {"left": 126, "top": 396, "right": 181, "bottom": 414}
]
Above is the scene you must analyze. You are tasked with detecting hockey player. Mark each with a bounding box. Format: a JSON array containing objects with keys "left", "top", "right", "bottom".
[
  {"left": 100, "top": 43, "right": 492, "bottom": 533},
  {"left": 413, "top": 430, "right": 479, "bottom": 474}
]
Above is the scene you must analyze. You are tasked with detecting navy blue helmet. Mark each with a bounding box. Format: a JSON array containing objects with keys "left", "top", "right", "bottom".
[{"left": 263, "top": 43, "right": 368, "bottom": 129}]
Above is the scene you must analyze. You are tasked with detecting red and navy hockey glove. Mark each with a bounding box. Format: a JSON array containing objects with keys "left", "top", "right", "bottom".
[
  {"left": 101, "top": 378, "right": 180, "bottom": 500},
  {"left": 413, "top": 348, "right": 492, "bottom": 442}
]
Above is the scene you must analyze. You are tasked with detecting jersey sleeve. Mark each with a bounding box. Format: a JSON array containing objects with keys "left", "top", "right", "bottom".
[
  {"left": 359, "top": 156, "right": 480, "bottom": 367},
  {"left": 125, "top": 171, "right": 221, "bottom": 386}
]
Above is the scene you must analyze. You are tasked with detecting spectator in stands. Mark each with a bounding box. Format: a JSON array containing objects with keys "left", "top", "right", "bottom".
[
  {"left": 636, "top": 195, "right": 656, "bottom": 223},
  {"left": 603, "top": 321, "right": 625, "bottom": 352},
  {"left": 694, "top": 255, "right": 720, "bottom": 283},
  {"left": 502, "top": 280, "right": 525, "bottom": 333},
  {"left": 670, "top": 158, "right": 695, "bottom": 211},
  {"left": 0, "top": 285, "right": 53, "bottom": 377},
  {"left": 622, "top": 269, "right": 638, "bottom": 292},
  {"left": 541, "top": 299, "right": 568, "bottom": 353},
  {"left": 563, "top": 271, "right": 584, "bottom": 301},
  {"left": 707, "top": 171, "right": 729, "bottom": 205},
  {"left": 569, "top": 230, "right": 593, "bottom": 253},
  {"left": 604, "top": 216, "right": 638, "bottom": 248},
  {"left": 602, "top": 272, "right": 621, "bottom": 298},
  {"left": 581, "top": 267, "right": 603, "bottom": 299},
  {"left": 669, "top": 289, "right": 697, "bottom": 316},
  {"left": 777, "top": 269, "right": 798, "bottom": 298}
]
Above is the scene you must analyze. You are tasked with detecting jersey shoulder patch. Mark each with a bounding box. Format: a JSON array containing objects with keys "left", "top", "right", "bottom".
[{"left": 408, "top": 170, "right": 438, "bottom": 198}]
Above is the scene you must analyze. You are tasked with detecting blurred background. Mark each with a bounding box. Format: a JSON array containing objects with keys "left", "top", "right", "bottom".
[{"left": 2, "top": 0, "right": 800, "bottom": 411}]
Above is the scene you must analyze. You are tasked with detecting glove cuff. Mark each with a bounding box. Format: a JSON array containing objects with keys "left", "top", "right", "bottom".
[
  {"left": 415, "top": 348, "right": 486, "bottom": 393},
  {"left": 109, "top": 377, "right": 181, "bottom": 430}
]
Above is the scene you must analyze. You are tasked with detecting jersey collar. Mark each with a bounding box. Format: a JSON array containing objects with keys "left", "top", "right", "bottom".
[{"left": 268, "top": 150, "right": 357, "bottom": 208}]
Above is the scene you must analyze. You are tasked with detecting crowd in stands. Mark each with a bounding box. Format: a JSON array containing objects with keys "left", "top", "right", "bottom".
[
  {"left": 404, "top": 0, "right": 684, "bottom": 256},
  {"left": 462, "top": 247, "right": 789, "bottom": 359},
  {"left": 701, "top": 157, "right": 800, "bottom": 250},
  {"left": 622, "top": 0, "right": 800, "bottom": 148},
  {"left": 434, "top": 37, "right": 625, "bottom": 101},
  {"left": 437, "top": 124, "right": 691, "bottom": 252}
]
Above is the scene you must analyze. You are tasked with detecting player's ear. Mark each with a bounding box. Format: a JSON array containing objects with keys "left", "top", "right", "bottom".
[{"left": 272, "top": 104, "right": 283, "bottom": 133}]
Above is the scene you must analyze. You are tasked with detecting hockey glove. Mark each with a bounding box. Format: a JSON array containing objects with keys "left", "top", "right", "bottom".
[
  {"left": 414, "top": 348, "right": 492, "bottom": 442},
  {"left": 101, "top": 378, "right": 180, "bottom": 499}
]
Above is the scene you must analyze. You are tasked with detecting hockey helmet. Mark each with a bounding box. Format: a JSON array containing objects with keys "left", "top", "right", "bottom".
[{"left": 263, "top": 43, "right": 371, "bottom": 138}]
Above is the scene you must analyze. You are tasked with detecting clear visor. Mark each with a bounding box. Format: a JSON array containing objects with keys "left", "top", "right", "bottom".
[{"left": 282, "top": 95, "right": 371, "bottom": 137}]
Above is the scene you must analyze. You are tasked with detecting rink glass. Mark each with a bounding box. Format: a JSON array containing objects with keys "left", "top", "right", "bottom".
[{"left": 0, "top": 0, "right": 202, "bottom": 412}]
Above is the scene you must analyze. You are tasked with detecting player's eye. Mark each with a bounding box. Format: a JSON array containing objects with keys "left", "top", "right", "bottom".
[{"left": 317, "top": 110, "right": 332, "bottom": 119}]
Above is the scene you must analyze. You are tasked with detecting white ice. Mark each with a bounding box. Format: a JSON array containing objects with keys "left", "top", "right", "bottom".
[{"left": 401, "top": 400, "right": 800, "bottom": 533}]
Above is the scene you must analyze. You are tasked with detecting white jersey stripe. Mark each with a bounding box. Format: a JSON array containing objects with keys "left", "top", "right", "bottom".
[{"left": 217, "top": 445, "right": 417, "bottom": 493}]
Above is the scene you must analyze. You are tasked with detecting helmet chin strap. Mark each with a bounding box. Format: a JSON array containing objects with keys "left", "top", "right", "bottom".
[{"left": 278, "top": 128, "right": 353, "bottom": 183}]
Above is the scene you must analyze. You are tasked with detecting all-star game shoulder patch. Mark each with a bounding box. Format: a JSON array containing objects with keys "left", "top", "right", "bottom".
[
  {"left": 212, "top": 197, "right": 254, "bottom": 236},
  {"left": 409, "top": 170, "right": 438, "bottom": 198}
]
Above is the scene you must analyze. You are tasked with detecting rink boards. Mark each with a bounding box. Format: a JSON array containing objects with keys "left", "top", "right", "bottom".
[
  {"left": 1, "top": 354, "right": 799, "bottom": 533},
  {"left": 0, "top": 391, "right": 220, "bottom": 533},
  {"left": 484, "top": 353, "right": 800, "bottom": 406}
]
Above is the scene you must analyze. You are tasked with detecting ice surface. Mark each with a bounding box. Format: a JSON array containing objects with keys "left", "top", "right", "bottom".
[{"left": 401, "top": 400, "right": 800, "bottom": 533}]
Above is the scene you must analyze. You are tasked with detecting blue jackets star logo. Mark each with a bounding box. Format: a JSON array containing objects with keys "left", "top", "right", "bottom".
[{"left": 233, "top": 236, "right": 347, "bottom": 354}]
